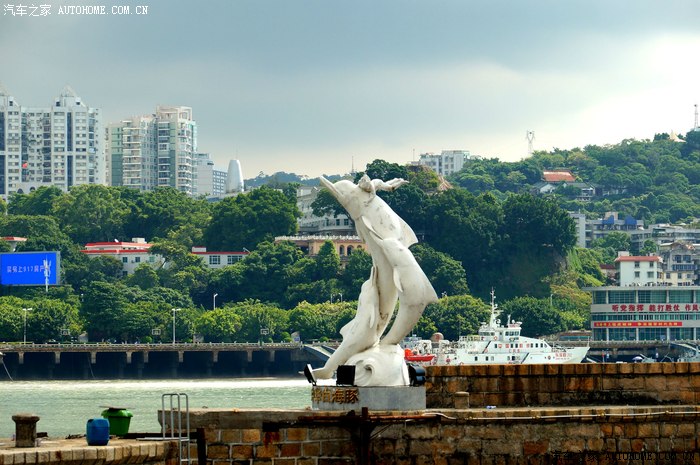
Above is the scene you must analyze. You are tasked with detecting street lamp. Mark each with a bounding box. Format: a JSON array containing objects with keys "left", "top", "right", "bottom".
[
  {"left": 22, "top": 308, "right": 33, "bottom": 344},
  {"left": 213, "top": 293, "right": 218, "bottom": 310},
  {"left": 171, "top": 308, "right": 181, "bottom": 345}
]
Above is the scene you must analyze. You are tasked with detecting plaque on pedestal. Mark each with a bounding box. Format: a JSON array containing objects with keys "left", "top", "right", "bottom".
[{"left": 311, "top": 385, "right": 426, "bottom": 411}]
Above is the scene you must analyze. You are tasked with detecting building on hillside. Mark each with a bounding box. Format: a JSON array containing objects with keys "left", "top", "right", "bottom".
[
  {"left": 589, "top": 212, "right": 643, "bottom": 245},
  {"left": 194, "top": 153, "right": 227, "bottom": 199},
  {"left": 274, "top": 234, "right": 365, "bottom": 262},
  {"left": 569, "top": 212, "right": 587, "bottom": 248},
  {"left": 107, "top": 105, "right": 197, "bottom": 195},
  {"left": 191, "top": 246, "right": 248, "bottom": 269},
  {"left": 614, "top": 252, "right": 662, "bottom": 286},
  {"left": 542, "top": 169, "right": 576, "bottom": 183},
  {"left": 416, "top": 150, "right": 473, "bottom": 176},
  {"left": 296, "top": 185, "right": 355, "bottom": 236},
  {"left": 567, "top": 212, "right": 645, "bottom": 249},
  {"left": 81, "top": 238, "right": 164, "bottom": 277},
  {"left": 657, "top": 242, "right": 699, "bottom": 286},
  {"left": 0, "top": 85, "right": 104, "bottom": 200}
]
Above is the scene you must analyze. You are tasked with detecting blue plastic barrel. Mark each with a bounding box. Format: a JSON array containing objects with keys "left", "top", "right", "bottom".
[{"left": 86, "top": 418, "right": 110, "bottom": 445}]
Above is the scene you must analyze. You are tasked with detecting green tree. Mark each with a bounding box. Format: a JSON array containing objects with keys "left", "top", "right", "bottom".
[
  {"left": 316, "top": 241, "right": 340, "bottom": 281},
  {"left": 229, "top": 300, "right": 289, "bottom": 342},
  {"left": 499, "top": 296, "right": 565, "bottom": 337},
  {"left": 340, "top": 249, "right": 373, "bottom": 300},
  {"left": 52, "top": 185, "right": 131, "bottom": 243},
  {"left": 234, "top": 241, "right": 305, "bottom": 306},
  {"left": 0, "top": 297, "right": 27, "bottom": 341},
  {"left": 127, "top": 264, "right": 161, "bottom": 290},
  {"left": 411, "top": 243, "right": 469, "bottom": 296},
  {"left": 7, "top": 186, "right": 63, "bottom": 216},
  {"left": 197, "top": 307, "right": 243, "bottom": 342},
  {"left": 420, "top": 294, "right": 490, "bottom": 341},
  {"left": 288, "top": 300, "right": 355, "bottom": 341},
  {"left": 204, "top": 187, "right": 299, "bottom": 250},
  {"left": 80, "top": 281, "right": 129, "bottom": 341},
  {"left": 124, "top": 187, "right": 210, "bottom": 242}
]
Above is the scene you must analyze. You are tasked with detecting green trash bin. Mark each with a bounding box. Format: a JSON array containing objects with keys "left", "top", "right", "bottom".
[{"left": 101, "top": 407, "right": 133, "bottom": 436}]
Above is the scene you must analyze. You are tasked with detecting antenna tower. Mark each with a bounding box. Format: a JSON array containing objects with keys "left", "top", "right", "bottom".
[{"left": 526, "top": 130, "right": 535, "bottom": 156}]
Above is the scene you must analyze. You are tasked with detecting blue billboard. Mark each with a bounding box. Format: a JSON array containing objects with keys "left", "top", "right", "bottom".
[{"left": 0, "top": 251, "right": 61, "bottom": 286}]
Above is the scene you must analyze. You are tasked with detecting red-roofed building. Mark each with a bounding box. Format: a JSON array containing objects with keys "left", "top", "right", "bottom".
[
  {"left": 82, "top": 238, "right": 164, "bottom": 277},
  {"left": 614, "top": 252, "right": 662, "bottom": 286},
  {"left": 542, "top": 170, "right": 576, "bottom": 183},
  {"left": 1, "top": 236, "right": 27, "bottom": 252}
]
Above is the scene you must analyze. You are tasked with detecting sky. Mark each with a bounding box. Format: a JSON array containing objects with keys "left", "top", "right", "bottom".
[{"left": 2, "top": 0, "right": 700, "bottom": 179}]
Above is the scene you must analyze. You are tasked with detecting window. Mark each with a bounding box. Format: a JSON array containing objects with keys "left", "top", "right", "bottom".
[
  {"left": 634, "top": 271, "right": 640, "bottom": 278},
  {"left": 593, "top": 291, "right": 607, "bottom": 304},
  {"left": 134, "top": 257, "right": 140, "bottom": 263},
  {"left": 209, "top": 255, "right": 221, "bottom": 265},
  {"left": 634, "top": 261, "right": 640, "bottom": 268},
  {"left": 122, "top": 257, "right": 128, "bottom": 263},
  {"left": 647, "top": 272, "right": 654, "bottom": 278},
  {"left": 609, "top": 291, "right": 635, "bottom": 304}
]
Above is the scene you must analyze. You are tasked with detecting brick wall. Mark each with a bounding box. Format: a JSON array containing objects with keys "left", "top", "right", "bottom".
[
  {"left": 426, "top": 361, "right": 700, "bottom": 408},
  {"left": 189, "top": 406, "right": 700, "bottom": 464}
]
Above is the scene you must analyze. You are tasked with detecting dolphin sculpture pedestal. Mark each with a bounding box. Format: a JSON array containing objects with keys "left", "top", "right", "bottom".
[{"left": 306, "top": 175, "right": 438, "bottom": 388}]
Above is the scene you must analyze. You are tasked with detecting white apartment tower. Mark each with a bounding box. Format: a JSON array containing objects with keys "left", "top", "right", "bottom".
[
  {"left": 108, "top": 105, "right": 197, "bottom": 195},
  {"left": 0, "top": 85, "right": 104, "bottom": 199},
  {"left": 194, "top": 153, "right": 227, "bottom": 198}
]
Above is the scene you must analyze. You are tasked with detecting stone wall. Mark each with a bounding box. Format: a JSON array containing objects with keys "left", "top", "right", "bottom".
[
  {"left": 0, "top": 438, "right": 179, "bottom": 465},
  {"left": 426, "top": 361, "right": 700, "bottom": 408},
  {"left": 188, "top": 405, "right": 700, "bottom": 464}
]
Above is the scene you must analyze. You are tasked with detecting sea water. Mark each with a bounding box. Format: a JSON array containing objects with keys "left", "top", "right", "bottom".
[{"left": 0, "top": 378, "right": 311, "bottom": 438}]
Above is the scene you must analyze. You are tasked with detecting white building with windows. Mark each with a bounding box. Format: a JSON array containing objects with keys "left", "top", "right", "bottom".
[
  {"left": 416, "top": 150, "right": 472, "bottom": 176},
  {"left": 194, "top": 153, "right": 227, "bottom": 199},
  {"left": 615, "top": 253, "right": 662, "bottom": 286},
  {"left": 107, "top": 105, "right": 197, "bottom": 195},
  {"left": 296, "top": 185, "right": 354, "bottom": 236},
  {"left": 587, "top": 285, "right": 700, "bottom": 342},
  {"left": 81, "top": 238, "right": 164, "bottom": 277},
  {"left": 191, "top": 247, "right": 248, "bottom": 269},
  {"left": 0, "top": 85, "right": 105, "bottom": 199}
]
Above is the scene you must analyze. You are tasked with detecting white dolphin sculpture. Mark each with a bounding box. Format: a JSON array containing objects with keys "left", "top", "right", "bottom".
[
  {"left": 309, "top": 266, "right": 382, "bottom": 380},
  {"left": 319, "top": 175, "right": 415, "bottom": 338},
  {"left": 373, "top": 236, "right": 438, "bottom": 345},
  {"left": 309, "top": 175, "right": 438, "bottom": 386}
]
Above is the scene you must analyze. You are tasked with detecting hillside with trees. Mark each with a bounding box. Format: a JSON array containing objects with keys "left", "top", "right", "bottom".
[
  {"left": 7, "top": 129, "right": 697, "bottom": 344},
  {"left": 449, "top": 130, "right": 700, "bottom": 224}
]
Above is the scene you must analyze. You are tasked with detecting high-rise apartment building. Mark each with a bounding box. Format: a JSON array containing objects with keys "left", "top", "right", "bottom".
[
  {"left": 108, "top": 105, "right": 197, "bottom": 195},
  {"left": 0, "top": 85, "right": 104, "bottom": 199},
  {"left": 194, "top": 153, "right": 227, "bottom": 199},
  {"left": 107, "top": 115, "right": 157, "bottom": 191}
]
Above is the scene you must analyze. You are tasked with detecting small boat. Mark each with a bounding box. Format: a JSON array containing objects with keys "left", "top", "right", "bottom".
[
  {"left": 404, "top": 290, "right": 588, "bottom": 365},
  {"left": 403, "top": 347, "right": 436, "bottom": 363}
]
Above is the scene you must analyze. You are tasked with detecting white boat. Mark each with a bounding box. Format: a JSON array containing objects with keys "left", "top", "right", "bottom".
[{"left": 404, "top": 290, "right": 589, "bottom": 365}]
